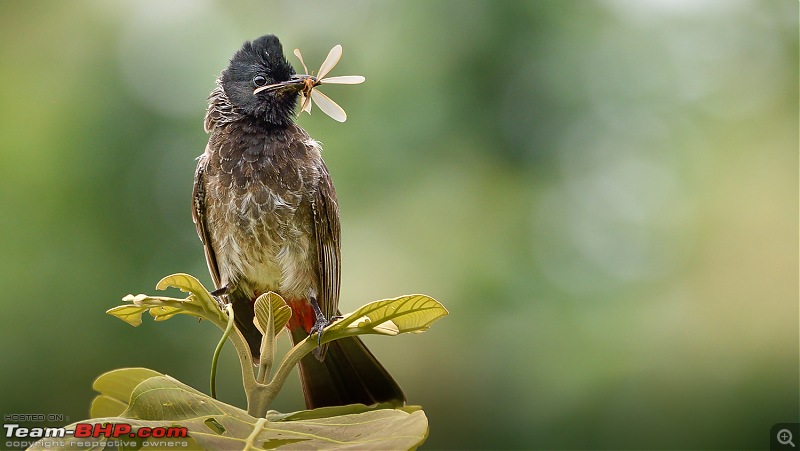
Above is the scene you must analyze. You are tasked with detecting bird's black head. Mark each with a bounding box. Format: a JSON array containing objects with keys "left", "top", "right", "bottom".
[{"left": 221, "top": 34, "right": 301, "bottom": 127}]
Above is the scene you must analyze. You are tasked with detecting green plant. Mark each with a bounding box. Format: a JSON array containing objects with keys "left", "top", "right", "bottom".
[{"left": 28, "top": 274, "right": 446, "bottom": 450}]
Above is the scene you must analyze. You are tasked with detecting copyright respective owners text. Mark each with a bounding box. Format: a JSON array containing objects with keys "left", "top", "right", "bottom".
[
  {"left": 772, "top": 423, "right": 800, "bottom": 451},
  {"left": 3, "top": 413, "right": 190, "bottom": 449}
]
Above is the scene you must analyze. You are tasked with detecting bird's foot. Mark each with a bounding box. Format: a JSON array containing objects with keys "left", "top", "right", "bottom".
[
  {"left": 309, "top": 298, "right": 341, "bottom": 348},
  {"left": 210, "top": 286, "right": 229, "bottom": 310}
]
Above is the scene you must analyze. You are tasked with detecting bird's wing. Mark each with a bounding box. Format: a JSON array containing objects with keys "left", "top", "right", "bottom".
[
  {"left": 192, "top": 151, "right": 222, "bottom": 289},
  {"left": 311, "top": 161, "right": 342, "bottom": 320}
]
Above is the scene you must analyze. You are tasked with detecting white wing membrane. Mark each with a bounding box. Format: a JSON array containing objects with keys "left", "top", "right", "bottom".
[
  {"left": 317, "top": 44, "right": 342, "bottom": 79},
  {"left": 321, "top": 75, "right": 365, "bottom": 85},
  {"left": 299, "top": 92, "right": 312, "bottom": 114},
  {"left": 293, "top": 48, "right": 309, "bottom": 75},
  {"left": 311, "top": 89, "right": 347, "bottom": 122}
]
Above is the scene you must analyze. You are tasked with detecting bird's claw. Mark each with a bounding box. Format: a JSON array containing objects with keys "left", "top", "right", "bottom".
[
  {"left": 210, "top": 286, "right": 229, "bottom": 311},
  {"left": 310, "top": 313, "right": 336, "bottom": 347},
  {"left": 309, "top": 299, "right": 341, "bottom": 347}
]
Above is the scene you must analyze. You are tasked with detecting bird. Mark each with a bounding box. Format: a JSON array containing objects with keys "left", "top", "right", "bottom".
[{"left": 192, "top": 34, "right": 406, "bottom": 409}]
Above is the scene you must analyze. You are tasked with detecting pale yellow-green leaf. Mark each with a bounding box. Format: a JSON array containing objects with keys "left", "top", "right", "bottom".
[
  {"left": 122, "top": 374, "right": 252, "bottom": 421},
  {"left": 253, "top": 291, "right": 292, "bottom": 336},
  {"left": 39, "top": 371, "right": 429, "bottom": 450},
  {"left": 332, "top": 294, "right": 448, "bottom": 336},
  {"left": 113, "top": 293, "right": 200, "bottom": 324},
  {"left": 269, "top": 402, "right": 422, "bottom": 421},
  {"left": 154, "top": 273, "right": 222, "bottom": 320},
  {"left": 106, "top": 304, "right": 149, "bottom": 327},
  {"left": 90, "top": 367, "right": 164, "bottom": 417},
  {"left": 254, "top": 293, "right": 272, "bottom": 336},
  {"left": 89, "top": 395, "right": 127, "bottom": 418},
  {"left": 149, "top": 305, "right": 191, "bottom": 321},
  {"left": 345, "top": 315, "right": 401, "bottom": 335},
  {"left": 156, "top": 272, "right": 207, "bottom": 294}
]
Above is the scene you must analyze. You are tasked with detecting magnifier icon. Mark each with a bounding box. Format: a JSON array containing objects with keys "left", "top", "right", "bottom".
[{"left": 778, "top": 429, "right": 796, "bottom": 447}]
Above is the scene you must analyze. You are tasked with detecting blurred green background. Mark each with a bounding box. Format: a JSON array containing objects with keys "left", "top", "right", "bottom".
[{"left": 0, "top": 0, "right": 797, "bottom": 449}]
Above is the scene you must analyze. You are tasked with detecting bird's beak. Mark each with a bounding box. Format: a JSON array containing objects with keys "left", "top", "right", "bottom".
[{"left": 253, "top": 74, "right": 313, "bottom": 95}]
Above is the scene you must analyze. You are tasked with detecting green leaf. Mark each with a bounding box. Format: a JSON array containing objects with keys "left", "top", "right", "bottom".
[
  {"left": 149, "top": 305, "right": 188, "bottom": 321},
  {"left": 331, "top": 294, "right": 448, "bottom": 336},
  {"left": 156, "top": 272, "right": 207, "bottom": 294},
  {"left": 251, "top": 409, "right": 428, "bottom": 450},
  {"left": 89, "top": 394, "right": 128, "bottom": 418},
  {"left": 268, "top": 402, "right": 422, "bottom": 421},
  {"left": 43, "top": 370, "right": 429, "bottom": 450},
  {"left": 253, "top": 292, "right": 292, "bottom": 337},
  {"left": 155, "top": 273, "right": 226, "bottom": 323},
  {"left": 123, "top": 374, "right": 253, "bottom": 421},
  {"left": 115, "top": 294, "right": 202, "bottom": 322},
  {"left": 90, "top": 368, "right": 165, "bottom": 418},
  {"left": 106, "top": 304, "right": 149, "bottom": 327}
]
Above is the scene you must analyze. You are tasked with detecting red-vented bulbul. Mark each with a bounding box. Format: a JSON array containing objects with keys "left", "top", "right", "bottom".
[{"left": 192, "top": 34, "right": 405, "bottom": 409}]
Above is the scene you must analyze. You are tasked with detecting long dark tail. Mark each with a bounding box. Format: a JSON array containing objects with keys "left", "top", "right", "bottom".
[
  {"left": 231, "top": 291, "right": 406, "bottom": 409},
  {"left": 290, "top": 327, "right": 406, "bottom": 409}
]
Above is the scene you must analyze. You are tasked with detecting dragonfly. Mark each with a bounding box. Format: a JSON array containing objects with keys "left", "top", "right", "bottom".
[{"left": 253, "top": 44, "right": 365, "bottom": 122}]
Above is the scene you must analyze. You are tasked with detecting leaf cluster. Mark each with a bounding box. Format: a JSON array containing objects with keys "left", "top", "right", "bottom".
[{"left": 28, "top": 274, "right": 446, "bottom": 450}]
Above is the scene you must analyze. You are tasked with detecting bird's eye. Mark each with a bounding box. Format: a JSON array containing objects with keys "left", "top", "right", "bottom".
[{"left": 253, "top": 75, "right": 267, "bottom": 87}]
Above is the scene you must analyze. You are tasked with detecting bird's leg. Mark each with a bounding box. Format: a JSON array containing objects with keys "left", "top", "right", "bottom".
[
  {"left": 309, "top": 297, "right": 338, "bottom": 347},
  {"left": 210, "top": 285, "right": 229, "bottom": 310}
]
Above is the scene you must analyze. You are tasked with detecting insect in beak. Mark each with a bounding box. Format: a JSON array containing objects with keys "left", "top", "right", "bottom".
[
  {"left": 292, "top": 45, "right": 365, "bottom": 122},
  {"left": 292, "top": 74, "right": 321, "bottom": 102}
]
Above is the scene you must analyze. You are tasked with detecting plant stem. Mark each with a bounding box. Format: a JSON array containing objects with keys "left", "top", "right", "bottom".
[
  {"left": 210, "top": 304, "right": 235, "bottom": 399},
  {"left": 254, "top": 329, "right": 360, "bottom": 413},
  {"left": 256, "top": 314, "right": 275, "bottom": 385},
  {"left": 197, "top": 300, "right": 261, "bottom": 414},
  {"left": 263, "top": 336, "right": 316, "bottom": 404}
]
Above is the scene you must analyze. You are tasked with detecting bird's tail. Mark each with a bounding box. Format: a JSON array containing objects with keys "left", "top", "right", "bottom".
[
  {"left": 289, "top": 326, "right": 407, "bottom": 409},
  {"left": 232, "top": 293, "right": 406, "bottom": 409}
]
